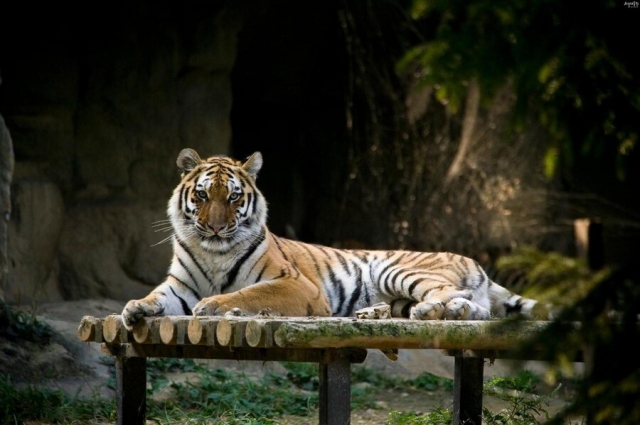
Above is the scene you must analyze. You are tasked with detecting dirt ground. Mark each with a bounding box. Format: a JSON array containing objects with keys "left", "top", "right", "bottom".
[
  {"left": 280, "top": 385, "right": 453, "bottom": 424},
  {"left": 278, "top": 383, "right": 576, "bottom": 425}
]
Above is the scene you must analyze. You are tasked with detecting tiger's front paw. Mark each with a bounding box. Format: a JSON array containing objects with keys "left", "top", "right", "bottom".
[
  {"left": 122, "top": 299, "right": 161, "bottom": 330},
  {"left": 193, "top": 297, "right": 234, "bottom": 317}
]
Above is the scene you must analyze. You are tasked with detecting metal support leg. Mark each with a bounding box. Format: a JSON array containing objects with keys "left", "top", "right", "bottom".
[
  {"left": 318, "top": 352, "right": 351, "bottom": 425},
  {"left": 116, "top": 356, "right": 147, "bottom": 425},
  {"left": 453, "top": 356, "right": 484, "bottom": 425}
]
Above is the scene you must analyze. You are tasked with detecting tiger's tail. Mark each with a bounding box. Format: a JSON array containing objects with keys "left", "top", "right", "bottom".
[{"left": 488, "top": 283, "right": 554, "bottom": 320}]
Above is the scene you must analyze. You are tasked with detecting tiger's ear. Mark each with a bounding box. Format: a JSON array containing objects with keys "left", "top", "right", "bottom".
[
  {"left": 242, "top": 152, "right": 263, "bottom": 178},
  {"left": 177, "top": 148, "right": 202, "bottom": 174}
]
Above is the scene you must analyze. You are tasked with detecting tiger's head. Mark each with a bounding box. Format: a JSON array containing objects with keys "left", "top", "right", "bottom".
[{"left": 168, "top": 148, "right": 267, "bottom": 252}]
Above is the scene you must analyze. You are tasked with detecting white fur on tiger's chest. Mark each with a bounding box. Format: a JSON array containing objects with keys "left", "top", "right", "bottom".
[{"left": 170, "top": 237, "right": 252, "bottom": 297}]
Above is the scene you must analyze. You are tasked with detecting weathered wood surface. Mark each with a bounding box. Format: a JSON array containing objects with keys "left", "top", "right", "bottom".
[
  {"left": 78, "top": 315, "right": 563, "bottom": 353},
  {"left": 103, "top": 314, "right": 130, "bottom": 343},
  {"left": 77, "top": 315, "right": 103, "bottom": 343},
  {"left": 272, "top": 318, "right": 557, "bottom": 350},
  {"left": 187, "top": 317, "right": 220, "bottom": 345},
  {"left": 132, "top": 317, "right": 161, "bottom": 344},
  {"left": 159, "top": 316, "right": 192, "bottom": 345},
  {"left": 102, "top": 343, "right": 368, "bottom": 364}
]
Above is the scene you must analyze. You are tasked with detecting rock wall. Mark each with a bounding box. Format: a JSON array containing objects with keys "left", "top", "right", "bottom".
[
  {"left": 0, "top": 110, "right": 14, "bottom": 302},
  {"left": 1, "top": 4, "right": 243, "bottom": 304}
]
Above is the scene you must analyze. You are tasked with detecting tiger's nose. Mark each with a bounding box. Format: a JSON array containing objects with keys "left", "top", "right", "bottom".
[{"left": 209, "top": 222, "right": 226, "bottom": 233}]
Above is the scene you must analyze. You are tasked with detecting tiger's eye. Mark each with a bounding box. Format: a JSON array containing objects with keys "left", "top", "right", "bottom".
[
  {"left": 196, "top": 190, "right": 208, "bottom": 200},
  {"left": 228, "top": 192, "right": 240, "bottom": 201}
]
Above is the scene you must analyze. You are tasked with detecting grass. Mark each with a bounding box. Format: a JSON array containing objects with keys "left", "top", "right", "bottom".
[
  {"left": 148, "top": 360, "right": 318, "bottom": 420},
  {"left": 388, "top": 408, "right": 452, "bottom": 425},
  {"left": 386, "top": 370, "right": 570, "bottom": 425},
  {"left": 0, "top": 374, "right": 115, "bottom": 424},
  {"left": 0, "top": 356, "right": 567, "bottom": 425}
]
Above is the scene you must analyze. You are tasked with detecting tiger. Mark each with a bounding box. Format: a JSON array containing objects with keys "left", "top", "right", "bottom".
[{"left": 121, "top": 148, "right": 551, "bottom": 329}]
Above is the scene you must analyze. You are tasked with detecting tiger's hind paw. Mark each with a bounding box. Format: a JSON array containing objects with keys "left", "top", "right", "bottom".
[
  {"left": 444, "top": 298, "right": 473, "bottom": 320},
  {"left": 444, "top": 298, "right": 491, "bottom": 320},
  {"left": 410, "top": 301, "right": 445, "bottom": 320}
]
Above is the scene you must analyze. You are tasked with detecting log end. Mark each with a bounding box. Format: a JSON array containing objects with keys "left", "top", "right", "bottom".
[
  {"left": 188, "top": 317, "right": 205, "bottom": 345},
  {"left": 77, "top": 316, "right": 97, "bottom": 342},
  {"left": 160, "top": 316, "right": 177, "bottom": 345},
  {"left": 103, "top": 314, "right": 122, "bottom": 343},
  {"left": 245, "top": 320, "right": 263, "bottom": 347},
  {"left": 216, "top": 318, "right": 233, "bottom": 346},
  {"left": 132, "top": 318, "right": 151, "bottom": 343}
]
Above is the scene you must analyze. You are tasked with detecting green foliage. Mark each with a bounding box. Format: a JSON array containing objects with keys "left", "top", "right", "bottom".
[
  {"left": 0, "top": 374, "right": 114, "bottom": 424},
  {"left": 387, "top": 408, "right": 452, "bottom": 424},
  {"left": 399, "top": 0, "right": 639, "bottom": 180},
  {"left": 144, "top": 358, "right": 200, "bottom": 395},
  {"left": 351, "top": 365, "right": 453, "bottom": 392},
  {"left": 351, "top": 364, "right": 404, "bottom": 389},
  {"left": 409, "top": 371, "right": 454, "bottom": 392},
  {"left": 350, "top": 366, "right": 455, "bottom": 410},
  {"left": 147, "top": 405, "right": 277, "bottom": 425},
  {"left": 147, "top": 363, "right": 317, "bottom": 421},
  {"left": 483, "top": 379, "right": 561, "bottom": 425},
  {"left": 496, "top": 247, "right": 640, "bottom": 424},
  {"left": 0, "top": 305, "right": 54, "bottom": 345},
  {"left": 495, "top": 245, "right": 611, "bottom": 309},
  {"left": 280, "top": 361, "right": 319, "bottom": 391},
  {"left": 487, "top": 370, "right": 541, "bottom": 394},
  {"left": 387, "top": 370, "right": 559, "bottom": 425},
  {"left": 148, "top": 357, "right": 200, "bottom": 373}
]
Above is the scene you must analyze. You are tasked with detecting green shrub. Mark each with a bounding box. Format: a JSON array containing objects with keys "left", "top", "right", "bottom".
[
  {"left": 0, "top": 305, "right": 54, "bottom": 345},
  {"left": 483, "top": 378, "right": 561, "bottom": 425}
]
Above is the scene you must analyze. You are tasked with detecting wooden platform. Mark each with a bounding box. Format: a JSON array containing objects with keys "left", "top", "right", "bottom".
[{"left": 78, "top": 314, "right": 575, "bottom": 425}]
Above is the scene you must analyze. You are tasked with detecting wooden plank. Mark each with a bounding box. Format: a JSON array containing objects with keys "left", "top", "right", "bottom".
[
  {"left": 453, "top": 356, "right": 484, "bottom": 425},
  {"left": 273, "top": 319, "right": 558, "bottom": 350},
  {"left": 115, "top": 356, "right": 146, "bottom": 425},
  {"left": 81, "top": 316, "right": 577, "bottom": 354},
  {"left": 102, "top": 343, "right": 367, "bottom": 364}
]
